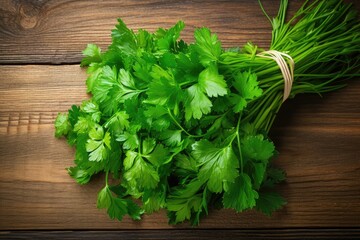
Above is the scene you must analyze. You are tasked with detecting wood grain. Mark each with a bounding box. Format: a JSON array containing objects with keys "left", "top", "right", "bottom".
[
  {"left": 1, "top": 229, "right": 360, "bottom": 240},
  {"left": 0, "top": 0, "right": 306, "bottom": 64},
  {"left": 0, "top": 65, "right": 359, "bottom": 229}
]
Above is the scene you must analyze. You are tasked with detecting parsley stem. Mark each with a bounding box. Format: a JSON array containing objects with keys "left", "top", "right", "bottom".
[
  {"left": 105, "top": 171, "right": 109, "bottom": 187},
  {"left": 235, "top": 114, "right": 243, "bottom": 173},
  {"left": 264, "top": 94, "right": 283, "bottom": 133},
  {"left": 179, "top": 80, "right": 197, "bottom": 88},
  {"left": 254, "top": 92, "right": 280, "bottom": 131},
  {"left": 167, "top": 108, "right": 195, "bottom": 137}
]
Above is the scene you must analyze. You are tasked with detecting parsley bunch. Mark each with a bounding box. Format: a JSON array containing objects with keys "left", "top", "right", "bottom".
[{"left": 55, "top": 0, "right": 360, "bottom": 225}]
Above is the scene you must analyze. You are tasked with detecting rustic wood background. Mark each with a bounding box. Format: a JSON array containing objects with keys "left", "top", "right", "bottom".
[{"left": 0, "top": 0, "right": 359, "bottom": 239}]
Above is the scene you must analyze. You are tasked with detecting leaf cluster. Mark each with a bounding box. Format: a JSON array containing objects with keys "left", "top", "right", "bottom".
[{"left": 55, "top": 19, "right": 286, "bottom": 224}]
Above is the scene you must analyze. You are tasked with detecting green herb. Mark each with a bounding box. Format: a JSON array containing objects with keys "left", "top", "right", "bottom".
[{"left": 55, "top": 0, "right": 360, "bottom": 225}]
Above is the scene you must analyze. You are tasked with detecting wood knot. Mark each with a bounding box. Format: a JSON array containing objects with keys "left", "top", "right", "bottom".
[
  {"left": 20, "top": 15, "right": 38, "bottom": 29},
  {"left": 18, "top": 2, "right": 42, "bottom": 29}
]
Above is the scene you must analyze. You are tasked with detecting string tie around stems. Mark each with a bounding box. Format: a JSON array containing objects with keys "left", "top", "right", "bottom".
[{"left": 257, "top": 50, "right": 294, "bottom": 102}]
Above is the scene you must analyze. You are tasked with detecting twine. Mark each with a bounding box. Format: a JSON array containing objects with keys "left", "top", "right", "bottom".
[{"left": 257, "top": 50, "right": 294, "bottom": 102}]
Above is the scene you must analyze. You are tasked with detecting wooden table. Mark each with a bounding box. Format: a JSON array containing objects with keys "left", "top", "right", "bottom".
[{"left": 0, "top": 0, "right": 359, "bottom": 239}]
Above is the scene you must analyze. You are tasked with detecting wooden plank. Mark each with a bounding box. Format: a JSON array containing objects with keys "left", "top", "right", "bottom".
[
  {"left": 0, "top": 65, "right": 359, "bottom": 229},
  {"left": 0, "top": 65, "right": 88, "bottom": 114},
  {"left": 1, "top": 229, "right": 360, "bottom": 240},
  {"left": 0, "top": 0, "right": 305, "bottom": 64}
]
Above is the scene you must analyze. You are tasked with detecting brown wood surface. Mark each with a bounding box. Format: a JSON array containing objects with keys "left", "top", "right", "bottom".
[
  {"left": 0, "top": 0, "right": 304, "bottom": 64},
  {"left": 0, "top": 0, "right": 359, "bottom": 237},
  {"left": 1, "top": 229, "right": 360, "bottom": 239}
]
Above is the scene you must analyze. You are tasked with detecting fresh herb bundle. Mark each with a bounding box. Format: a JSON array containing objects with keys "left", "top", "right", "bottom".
[{"left": 55, "top": 0, "right": 360, "bottom": 225}]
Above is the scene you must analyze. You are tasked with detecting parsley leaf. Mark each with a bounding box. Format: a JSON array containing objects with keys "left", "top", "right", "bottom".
[
  {"left": 185, "top": 84, "right": 212, "bottom": 120},
  {"left": 255, "top": 191, "right": 287, "bottom": 216},
  {"left": 86, "top": 126, "right": 111, "bottom": 162},
  {"left": 242, "top": 134, "right": 275, "bottom": 162},
  {"left": 159, "top": 129, "right": 182, "bottom": 147},
  {"left": 198, "top": 65, "right": 228, "bottom": 97},
  {"left": 104, "top": 111, "right": 130, "bottom": 134},
  {"left": 68, "top": 134, "right": 104, "bottom": 184},
  {"left": 67, "top": 167, "right": 91, "bottom": 185},
  {"left": 97, "top": 185, "right": 142, "bottom": 221},
  {"left": 142, "top": 184, "right": 167, "bottom": 213},
  {"left": 73, "top": 116, "right": 96, "bottom": 134},
  {"left": 144, "top": 105, "right": 172, "bottom": 131},
  {"left": 123, "top": 150, "right": 160, "bottom": 190},
  {"left": 223, "top": 173, "right": 259, "bottom": 212},
  {"left": 167, "top": 179, "right": 207, "bottom": 224},
  {"left": 156, "top": 21, "right": 185, "bottom": 52},
  {"left": 229, "top": 71, "right": 263, "bottom": 113},
  {"left": 111, "top": 19, "right": 137, "bottom": 58},
  {"left": 81, "top": 44, "right": 102, "bottom": 67},
  {"left": 92, "top": 66, "right": 120, "bottom": 115},
  {"left": 80, "top": 100, "right": 101, "bottom": 123},
  {"left": 146, "top": 65, "right": 183, "bottom": 107},
  {"left": 54, "top": 113, "right": 70, "bottom": 138},
  {"left": 85, "top": 67, "right": 102, "bottom": 93},
  {"left": 194, "top": 28, "right": 222, "bottom": 66},
  {"left": 116, "top": 131, "right": 139, "bottom": 150},
  {"left": 192, "top": 140, "right": 239, "bottom": 193}
]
